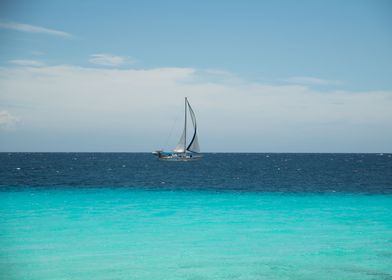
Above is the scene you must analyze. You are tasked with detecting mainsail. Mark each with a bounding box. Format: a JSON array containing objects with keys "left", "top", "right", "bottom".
[
  {"left": 173, "top": 98, "right": 200, "bottom": 154},
  {"left": 186, "top": 101, "right": 200, "bottom": 153}
]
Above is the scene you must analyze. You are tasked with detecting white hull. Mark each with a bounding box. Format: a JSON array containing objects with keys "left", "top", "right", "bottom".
[{"left": 153, "top": 151, "right": 202, "bottom": 161}]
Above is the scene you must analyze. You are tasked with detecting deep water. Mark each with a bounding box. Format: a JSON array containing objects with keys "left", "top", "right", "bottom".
[
  {"left": 1, "top": 153, "right": 392, "bottom": 279},
  {"left": 1, "top": 153, "right": 391, "bottom": 193}
]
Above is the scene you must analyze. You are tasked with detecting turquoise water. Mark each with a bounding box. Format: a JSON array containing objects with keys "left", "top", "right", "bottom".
[{"left": 1, "top": 188, "right": 391, "bottom": 280}]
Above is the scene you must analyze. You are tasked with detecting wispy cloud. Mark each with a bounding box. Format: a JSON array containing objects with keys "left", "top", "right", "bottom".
[
  {"left": 31, "top": 51, "right": 45, "bottom": 56},
  {"left": 282, "top": 76, "right": 341, "bottom": 86},
  {"left": 9, "top": 60, "right": 45, "bottom": 67},
  {"left": 89, "top": 53, "right": 134, "bottom": 67},
  {"left": 0, "top": 111, "right": 19, "bottom": 128},
  {"left": 0, "top": 21, "right": 71, "bottom": 38}
]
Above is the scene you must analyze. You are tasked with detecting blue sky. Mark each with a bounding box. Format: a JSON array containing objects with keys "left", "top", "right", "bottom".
[{"left": 0, "top": 0, "right": 391, "bottom": 152}]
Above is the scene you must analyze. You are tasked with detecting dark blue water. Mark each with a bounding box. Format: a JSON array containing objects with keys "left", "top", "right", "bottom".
[{"left": 1, "top": 153, "right": 391, "bottom": 193}]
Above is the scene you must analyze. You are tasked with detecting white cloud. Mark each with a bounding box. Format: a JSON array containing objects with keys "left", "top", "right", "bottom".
[
  {"left": 0, "top": 111, "right": 19, "bottom": 128},
  {"left": 0, "top": 65, "right": 391, "bottom": 152},
  {"left": 282, "top": 76, "right": 341, "bottom": 86},
  {"left": 0, "top": 21, "right": 71, "bottom": 38},
  {"left": 89, "top": 53, "right": 134, "bottom": 67},
  {"left": 9, "top": 60, "right": 45, "bottom": 67}
]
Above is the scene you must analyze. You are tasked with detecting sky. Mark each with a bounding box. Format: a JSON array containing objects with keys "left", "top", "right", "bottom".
[{"left": 0, "top": 0, "right": 391, "bottom": 152}]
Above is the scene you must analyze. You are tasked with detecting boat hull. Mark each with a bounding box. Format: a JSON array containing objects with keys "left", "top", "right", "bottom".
[{"left": 153, "top": 151, "right": 202, "bottom": 161}]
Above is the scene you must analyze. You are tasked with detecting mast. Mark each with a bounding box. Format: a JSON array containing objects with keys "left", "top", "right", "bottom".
[{"left": 184, "top": 97, "right": 187, "bottom": 153}]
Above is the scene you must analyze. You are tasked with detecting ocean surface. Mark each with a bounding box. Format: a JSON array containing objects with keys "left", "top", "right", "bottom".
[{"left": 1, "top": 153, "right": 392, "bottom": 279}]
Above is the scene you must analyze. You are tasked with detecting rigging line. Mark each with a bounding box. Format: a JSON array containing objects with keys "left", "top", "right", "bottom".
[{"left": 162, "top": 110, "right": 181, "bottom": 150}]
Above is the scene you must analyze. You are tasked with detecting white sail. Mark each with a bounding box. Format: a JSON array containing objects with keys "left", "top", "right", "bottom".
[
  {"left": 186, "top": 101, "right": 200, "bottom": 153},
  {"left": 173, "top": 129, "right": 186, "bottom": 153},
  {"left": 187, "top": 133, "right": 200, "bottom": 153}
]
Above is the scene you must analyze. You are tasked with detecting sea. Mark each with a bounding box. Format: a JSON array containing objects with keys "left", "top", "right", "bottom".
[{"left": 1, "top": 153, "right": 391, "bottom": 280}]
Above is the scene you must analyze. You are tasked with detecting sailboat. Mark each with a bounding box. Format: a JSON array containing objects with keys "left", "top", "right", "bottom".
[{"left": 153, "top": 97, "right": 202, "bottom": 161}]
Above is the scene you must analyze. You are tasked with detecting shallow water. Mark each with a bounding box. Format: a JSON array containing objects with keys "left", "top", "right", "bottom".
[
  {"left": 1, "top": 189, "right": 392, "bottom": 280},
  {"left": 1, "top": 153, "right": 391, "bottom": 279}
]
